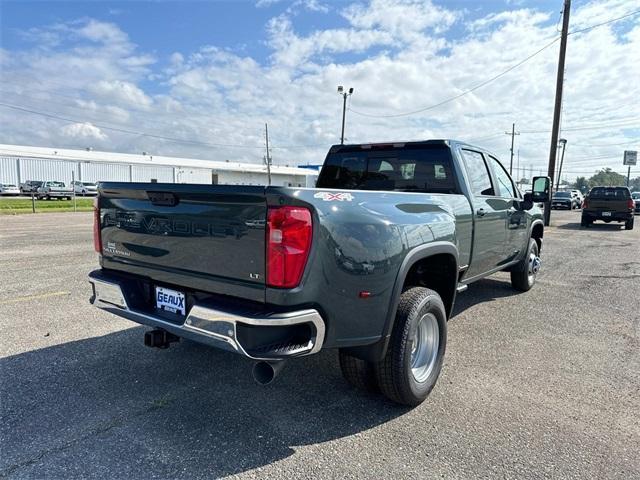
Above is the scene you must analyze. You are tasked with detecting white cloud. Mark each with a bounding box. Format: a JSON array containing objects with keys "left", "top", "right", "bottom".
[
  {"left": 77, "top": 19, "right": 129, "bottom": 44},
  {"left": 90, "top": 80, "right": 153, "bottom": 109},
  {"left": 60, "top": 122, "right": 108, "bottom": 141},
  {"left": 267, "top": 14, "right": 395, "bottom": 67},
  {"left": 343, "top": 0, "right": 460, "bottom": 37},
  {"left": 0, "top": 2, "right": 638, "bottom": 180}
]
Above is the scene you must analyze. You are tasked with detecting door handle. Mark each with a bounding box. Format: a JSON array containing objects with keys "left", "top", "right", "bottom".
[{"left": 476, "top": 208, "right": 486, "bottom": 217}]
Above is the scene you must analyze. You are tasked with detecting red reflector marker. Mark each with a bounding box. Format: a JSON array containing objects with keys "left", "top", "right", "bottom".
[
  {"left": 359, "top": 291, "right": 371, "bottom": 298},
  {"left": 266, "top": 206, "right": 312, "bottom": 288},
  {"left": 93, "top": 197, "right": 102, "bottom": 253}
]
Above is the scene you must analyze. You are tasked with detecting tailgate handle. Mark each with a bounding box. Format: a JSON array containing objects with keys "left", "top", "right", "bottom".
[{"left": 148, "top": 191, "right": 178, "bottom": 206}]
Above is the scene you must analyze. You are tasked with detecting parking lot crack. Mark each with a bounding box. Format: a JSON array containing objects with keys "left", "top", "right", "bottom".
[{"left": 0, "top": 402, "right": 168, "bottom": 478}]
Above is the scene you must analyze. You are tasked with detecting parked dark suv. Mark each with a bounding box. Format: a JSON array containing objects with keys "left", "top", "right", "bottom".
[
  {"left": 581, "top": 186, "right": 634, "bottom": 230},
  {"left": 551, "top": 191, "right": 579, "bottom": 209}
]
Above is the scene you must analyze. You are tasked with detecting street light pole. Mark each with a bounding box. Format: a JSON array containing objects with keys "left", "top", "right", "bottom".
[
  {"left": 555, "top": 139, "right": 567, "bottom": 191},
  {"left": 338, "top": 86, "right": 354, "bottom": 144}
]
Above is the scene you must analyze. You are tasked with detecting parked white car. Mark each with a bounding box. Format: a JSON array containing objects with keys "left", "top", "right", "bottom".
[
  {"left": 37, "top": 181, "right": 73, "bottom": 200},
  {"left": 571, "top": 190, "right": 584, "bottom": 208},
  {"left": 72, "top": 181, "right": 98, "bottom": 196},
  {"left": 0, "top": 183, "right": 20, "bottom": 196}
]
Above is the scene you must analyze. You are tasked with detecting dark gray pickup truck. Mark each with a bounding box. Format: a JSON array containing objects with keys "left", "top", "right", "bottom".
[{"left": 89, "top": 140, "right": 550, "bottom": 405}]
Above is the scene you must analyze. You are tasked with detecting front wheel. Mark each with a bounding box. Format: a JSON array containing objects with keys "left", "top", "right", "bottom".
[
  {"left": 510, "top": 238, "right": 540, "bottom": 292},
  {"left": 375, "top": 287, "right": 447, "bottom": 406}
]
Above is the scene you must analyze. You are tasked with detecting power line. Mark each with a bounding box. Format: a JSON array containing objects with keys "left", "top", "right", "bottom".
[
  {"left": 570, "top": 139, "right": 638, "bottom": 147},
  {"left": 345, "top": 9, "right": 640, "bottom": 120},
  {"left": 0, "top": 102, "right": 328, "bottom": 150},
  {"left": 348, "top": 37, "right": 560, "bottom": 119},
  {"left": 567, "top": 9, "right": 640, "bottom": 35},
  {"left": 520, "top": 117, "right": 640, "bottom": 133}
]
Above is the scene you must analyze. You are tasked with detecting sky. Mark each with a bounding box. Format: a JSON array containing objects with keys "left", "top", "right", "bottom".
[{"left": 0, "top": 0, "right": 638, "bottom": 181}]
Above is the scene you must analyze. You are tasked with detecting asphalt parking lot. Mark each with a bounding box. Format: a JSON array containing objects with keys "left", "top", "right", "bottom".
[{"left": 1, "top": 210, "right": 638, "bottom": 479}]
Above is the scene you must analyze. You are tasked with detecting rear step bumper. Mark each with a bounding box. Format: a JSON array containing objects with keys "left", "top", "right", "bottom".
[{"left": 88, "top": 270, "right": 325, "bottom": 361}]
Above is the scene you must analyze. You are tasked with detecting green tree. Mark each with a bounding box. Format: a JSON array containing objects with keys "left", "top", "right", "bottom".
[
  {"left": 587, "top": 168, "right": 627, "bottom": 188},
  {"left": 573, "top": 176, "right": 589, "bottom": 192},
  {"left": 629, "top": 176, "right": 640, "bottom": 192}
]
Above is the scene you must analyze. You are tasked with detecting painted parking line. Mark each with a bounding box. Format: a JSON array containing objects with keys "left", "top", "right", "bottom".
[{"left": 0, "top": 291, "right": 70, "bottom": 305}]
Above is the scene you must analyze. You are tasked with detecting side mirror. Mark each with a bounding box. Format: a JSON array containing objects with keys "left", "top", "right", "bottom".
[
  {"left": 531, "top": 176, "right": 550, "bottom": 203},
  {"left": 520, "top": 192, "right": 534, "bottom": 210}
]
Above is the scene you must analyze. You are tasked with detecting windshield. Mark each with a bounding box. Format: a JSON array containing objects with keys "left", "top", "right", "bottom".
[
  {"left": 554, "top": 192, "right": 571, "bottom": 198},
  {"left": 632, "top": 193, "right": 640, "bottom": 200},
  {"left": 316, "top": 145, "right": 458, "bottom": 193},
  {"left": 589, "top": 187, "right": 630, "bottom": 199}
]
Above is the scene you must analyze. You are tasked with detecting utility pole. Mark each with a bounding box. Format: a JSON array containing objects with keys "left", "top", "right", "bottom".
[
  {"left": 505, "top": 123, "right": 520, "bottom": 175},
  {"left": 264, "top": 123, "right": 272, "bottom": 186},
  {"left": 555, "top": 139, "right": 567, "bottom": 191},
  {"left": 545, "top": 0, "right": 571, "bottom": 226}
]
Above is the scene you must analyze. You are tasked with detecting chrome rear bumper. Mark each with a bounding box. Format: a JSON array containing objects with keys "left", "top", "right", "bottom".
[{"left": 88, "top": 271, "right": 325, "bottom": 361}]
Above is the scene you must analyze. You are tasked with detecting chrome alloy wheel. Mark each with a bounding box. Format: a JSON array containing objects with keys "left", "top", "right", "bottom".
[
  {"left": 410, "top": 313, "right": 440, "bottom": 383},
  {"left": 528, "top": 251, "right": 541, "bottom": 283}
]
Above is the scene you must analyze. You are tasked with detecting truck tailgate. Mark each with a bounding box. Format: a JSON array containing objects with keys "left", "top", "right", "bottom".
[
  {"left": 98, "top": 183, "right": 267, "bottom": 302},
  {"left": 587, "top": 198, "right": 628, "bottom": 211}
]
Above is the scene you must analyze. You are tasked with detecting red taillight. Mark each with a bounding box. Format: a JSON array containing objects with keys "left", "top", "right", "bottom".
[
  {"left": 266, "top": 206, "right": 312, "bottom": 288},
  {"left": 583, "top": 199, "right": 588, "bottom": 209},
  {"left": 93, "top": 197, "right": 102, "bottom": 253},
  {"left": 628, "top": 199, "right": 634, "bottom": 210}
]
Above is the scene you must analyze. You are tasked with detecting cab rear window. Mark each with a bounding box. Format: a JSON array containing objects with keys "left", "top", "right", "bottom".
[
  {"left": 589, "top": 187, "right": 630, "bottom": 199},
  {"left": 316, "top": 146, "right": 459, "bottom": 194}
]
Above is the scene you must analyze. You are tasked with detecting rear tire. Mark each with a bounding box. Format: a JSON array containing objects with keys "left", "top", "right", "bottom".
[
  {"left": 375, "top": 287, "right": 446, "bottom": 406},
  {"left": 626, "top": 217, "right": 634, "bottom": 230},
  {"left": 510, "top": 238, "right": 540, "bottom": 292},
  {"left": 580, "top": 215, "right": 590, "bottom": 227},
  {"left": 339, "top": 351, "right": 379, "bottom": 393}
]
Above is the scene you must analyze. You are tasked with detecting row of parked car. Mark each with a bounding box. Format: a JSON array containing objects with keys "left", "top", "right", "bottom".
[
  {"left": 0, "top": 180, "right": 98, "bottom": 199},
  {"left": 551, "top": 189, "right": 584, "bottom": 209}
]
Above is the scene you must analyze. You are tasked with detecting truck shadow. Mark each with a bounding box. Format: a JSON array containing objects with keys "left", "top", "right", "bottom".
[
  {"left": 0, "top": 328, "right": 407, "bottom": 478},
  {"left": 555, "top": 222, "right": 625, "bottom": 231},
  {"left": 452, "top": 277, "right": 520, "bottom": 317}
]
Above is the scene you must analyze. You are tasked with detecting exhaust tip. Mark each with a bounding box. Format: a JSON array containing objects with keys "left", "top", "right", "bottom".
[{"left": 252, "top": 361, "right": 284, "bottom": 385}]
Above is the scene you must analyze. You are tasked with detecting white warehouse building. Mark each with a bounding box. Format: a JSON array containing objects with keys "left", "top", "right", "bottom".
[{"left": 0, "top": 144, "right": 318, "bottom": 188}]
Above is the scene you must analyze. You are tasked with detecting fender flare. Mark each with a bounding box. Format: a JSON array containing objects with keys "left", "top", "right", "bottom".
[
  {"left": 364, "top": 241, "right": 459, "bottom": 361},
  {"left": 529, "top": 219, "right": 544, "bottom": 251}
]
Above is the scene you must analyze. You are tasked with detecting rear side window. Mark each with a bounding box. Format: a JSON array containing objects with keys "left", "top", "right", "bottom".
[
  {"left": 316, "top": 146, "right": 458, "bottom": 193},
  {"left": 461, "top": 149, "right": 494, "bottom": 196},
  {"left": 589, "top": 187, "right": 630, "bottom": 199}
]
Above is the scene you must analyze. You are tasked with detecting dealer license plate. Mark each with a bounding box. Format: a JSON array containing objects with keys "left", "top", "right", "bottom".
[
  {"left": 155, "top": 286, "right": 186, "bottom": 316},
  {"left": 602, "top": 211, "right": 612, "bottom": 217}
]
